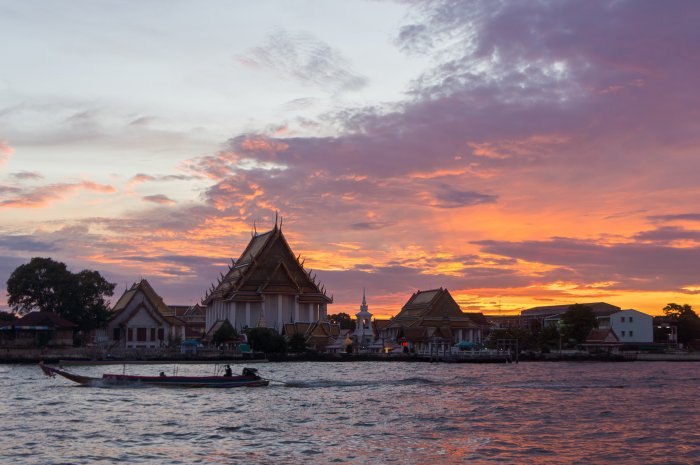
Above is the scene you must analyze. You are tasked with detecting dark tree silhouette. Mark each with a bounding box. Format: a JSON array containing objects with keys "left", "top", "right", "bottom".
[
  {"left": 328, "top": 312, "right": 356, "bottom": 331},
  {"left": 212, "top": 320, "right": 238, "bottom": 346},
  {"left": 245, "top": 327, "right": 287, "bottom": 353},
  {"left": 663, "top": 303, "right": 700, "bottom": 345},
  {"left": 561, "top": 304, "right": 598, "bottom": 344},
  {"left": 6, "top": 257, "right": 115, "bottom": 338},
  {"left": 287, "top": 333, "right": 308, "bottom": 353}
]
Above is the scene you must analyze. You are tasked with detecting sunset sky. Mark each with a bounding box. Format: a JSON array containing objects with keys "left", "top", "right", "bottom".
[{"left": 2, "top": 0, "right": 699, "bottom": 318}]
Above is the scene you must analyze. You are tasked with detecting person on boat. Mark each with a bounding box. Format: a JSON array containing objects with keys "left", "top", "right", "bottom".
[
  {"left": 160, "top": 371, "right": 166, "bottom": 377},
  {"left": 224, "top": 365, "right": 233, "bottom": 377}
]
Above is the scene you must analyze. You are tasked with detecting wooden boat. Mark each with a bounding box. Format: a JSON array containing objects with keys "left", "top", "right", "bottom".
[{"left": 39, "top": 362, "right": 269, "bottom": 388}]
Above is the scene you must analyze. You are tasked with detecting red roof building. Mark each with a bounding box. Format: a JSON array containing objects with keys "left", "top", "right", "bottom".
[{"left": 0, "top": 311, "right": 77, "bottom": 348}]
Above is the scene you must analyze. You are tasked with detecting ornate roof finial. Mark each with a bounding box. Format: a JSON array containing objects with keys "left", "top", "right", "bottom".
[{"left": 360, "top": 289, "right": 368, "bottom": 312}]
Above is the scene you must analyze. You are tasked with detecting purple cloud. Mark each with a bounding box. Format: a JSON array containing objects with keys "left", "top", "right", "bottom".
[
  {"left": 10, "top": 171, "right": 44, "bottom": 180},
  {"left": 648, "top": 213, "right": 700, "bottom": 223},
  {"left": 142, "top": 194, "right": 176, "bottom": 205}
]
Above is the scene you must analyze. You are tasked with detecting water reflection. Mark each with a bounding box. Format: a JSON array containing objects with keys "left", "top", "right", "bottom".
[{"left": 2, "top": 361, "right": 700, "bottom": 464}]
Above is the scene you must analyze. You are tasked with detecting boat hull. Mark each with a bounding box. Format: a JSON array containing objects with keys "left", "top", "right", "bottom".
[
  {"left": 101, "top": 373, "right": 269, "bottom": 388},
  {"left": 39, "top": 362, "right": 269, "bottom": 388},
  {"left": 39, "top": 362, "right": 97, "bottom": 385}
]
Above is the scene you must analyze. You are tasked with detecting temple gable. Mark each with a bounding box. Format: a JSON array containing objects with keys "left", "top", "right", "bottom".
[{"left": 203, "top": 223, "right": 333, "bottom": 334}]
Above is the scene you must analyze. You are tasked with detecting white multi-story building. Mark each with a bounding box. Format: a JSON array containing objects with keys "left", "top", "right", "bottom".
[{"left": 598, "top": 309, "right": 653, "bottom": 343}]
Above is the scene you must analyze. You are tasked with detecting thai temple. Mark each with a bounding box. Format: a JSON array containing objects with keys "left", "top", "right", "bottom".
[
  {"left": 104, "top": 279, "right": 205, "bottom": 348},
  {"left": 202, "top": 220, "right": 333, "bottom": 336},
  {"left": 378, "top": 288, "right": 488, "bottom": 353}
]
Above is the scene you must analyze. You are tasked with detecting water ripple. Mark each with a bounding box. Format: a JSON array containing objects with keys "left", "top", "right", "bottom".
[{"left": 3, "top": 361, "right": 700, "bottom": 464}]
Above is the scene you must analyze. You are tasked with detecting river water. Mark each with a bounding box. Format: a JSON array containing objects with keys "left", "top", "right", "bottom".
[{"left": 1, "top": 361, "right": 699, "bottom": 465}]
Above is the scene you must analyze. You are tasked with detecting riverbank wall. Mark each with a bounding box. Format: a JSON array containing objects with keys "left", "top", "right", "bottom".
[{"left": 4, "top": 346, "right": 700, "bottom": 364}]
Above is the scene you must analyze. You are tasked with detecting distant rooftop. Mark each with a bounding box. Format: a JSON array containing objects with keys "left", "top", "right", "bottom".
[{"left": 521, "top": 302, "right": 621, "bottom": 318}]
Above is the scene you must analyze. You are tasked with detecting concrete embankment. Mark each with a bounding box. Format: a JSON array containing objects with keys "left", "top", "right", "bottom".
[
  {"left": 0, "top": 347, "right": 265, "bottom": 364},
  {"left": 3, "top": 347, "right": 700, "bottom": 364}
]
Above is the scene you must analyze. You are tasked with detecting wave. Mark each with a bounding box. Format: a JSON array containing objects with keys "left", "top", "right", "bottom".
[{"left": 280, "top": 376, "right": 437, "bottom": 388}]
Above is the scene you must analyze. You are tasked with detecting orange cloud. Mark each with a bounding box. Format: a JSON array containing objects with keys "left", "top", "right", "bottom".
[
  {"left": 0, "top": 181, "right": 116, "bottom": 209},
  {"left": 468, "top": 134, "right": 569, "bottom": 160},
  {"left": 127, "top": 174, "right": 156, "bottom": 188},
  {"left": 239, "top": 137, "right": 289, "bottom": 153}
]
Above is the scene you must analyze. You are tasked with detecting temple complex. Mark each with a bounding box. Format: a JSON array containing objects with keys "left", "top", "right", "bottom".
[{"left": 203, "top": 221, "right": 333, "bottom": 335}]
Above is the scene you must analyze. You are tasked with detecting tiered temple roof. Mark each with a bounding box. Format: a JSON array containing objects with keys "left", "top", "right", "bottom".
[
  {"left": 389, "top": 288, "right": 481, "bottom": 328},
  {"left": 202, "top": 224, "right": 332, "bottom": 306},
  {"left": 384, "top": 288, "right": 488, "bottom": 344}
]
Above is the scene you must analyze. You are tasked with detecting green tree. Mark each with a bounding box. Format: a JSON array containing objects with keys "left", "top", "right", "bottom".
[
  {"left": 537, "top": 325, "right": 561, "bottom": 351},
  {"left": 287, "top": 333, "right": 308, "bottom": 353},
  {"left": 246, "top": 327, "right": 287, "bottom": 353},
  {"left": 68, "top": 269, "right": 115, "bottom": 332},
  {"left": 663, "top": 303, "right": 700, "bottom": 345},
  {"left": 6, "top": 257, "right": 115, "bottom": 338},
  {"left": 212, "top": 320, "right": 238, "bottom": 346},
  {"left": 7, "top": 257, "right": 72, "bottom": 315},
  {"left": 487, "top": 327, "right": 536, "bottom": 350},
  {"left": 561, "top": 304, "right": 598, "bottom": 344},
  {"left": 663, "top": 303, "right": 696, "bottom": 319},
  {"left": 328, "top": 312, "right": 356, "bottom": 331}
]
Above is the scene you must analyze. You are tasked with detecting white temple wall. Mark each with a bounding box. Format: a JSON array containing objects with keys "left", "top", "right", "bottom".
[
  {"left": 249, "top": 303, "right": 261, "bottom": 331},
  {"left": 207, "top": 294, "right": 331, "bottom": 334},
  {"left": 282, "top": 295, "right": 295, "bottom": 324}
]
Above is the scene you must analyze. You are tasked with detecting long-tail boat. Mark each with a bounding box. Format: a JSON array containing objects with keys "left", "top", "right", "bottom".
[{"left": 39, "top": 362, "right": 269, "bottom": 388}]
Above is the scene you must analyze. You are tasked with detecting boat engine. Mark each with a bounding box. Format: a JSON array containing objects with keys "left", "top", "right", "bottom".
[{"left": 242, "top": 367, "right": 258, "bottom": 377}]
